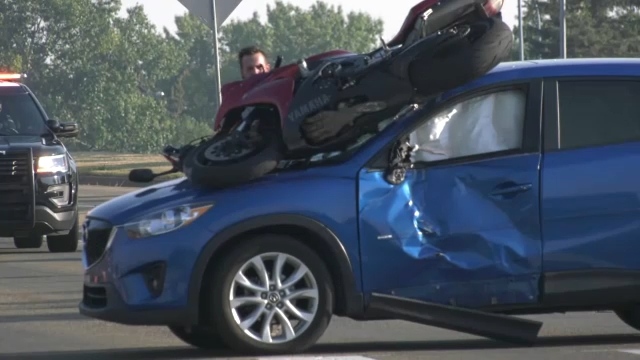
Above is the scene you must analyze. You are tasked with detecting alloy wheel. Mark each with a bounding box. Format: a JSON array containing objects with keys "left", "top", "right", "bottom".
[{"left": 228, "top": 252, "right": 320, "bottom": 344}]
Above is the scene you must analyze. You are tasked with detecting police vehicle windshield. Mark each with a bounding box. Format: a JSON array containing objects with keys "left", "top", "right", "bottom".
[{"left": 0, "top": 93, "right": 46, "bottom": 136}]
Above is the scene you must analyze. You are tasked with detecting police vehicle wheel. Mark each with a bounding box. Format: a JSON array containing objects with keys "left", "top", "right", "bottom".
[
  {"left": 615, "top": 306, "right": 640, "bottom": 331},
  {"left": 46, "top": 218, "right": 80, "bottom": 253},
  {"left": 206, "top": 234, "right": 334, "bottom": 355},
  {"left": 13, "top": 235, "right": 44, "bottom": 249},
  {"left": 168, "top": 325, "right": 229, "bottom": 349}
]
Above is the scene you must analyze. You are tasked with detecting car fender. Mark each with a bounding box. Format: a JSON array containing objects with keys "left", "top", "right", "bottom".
[{"left": 187, "top": 213, "right": 364, "bottom": 322}]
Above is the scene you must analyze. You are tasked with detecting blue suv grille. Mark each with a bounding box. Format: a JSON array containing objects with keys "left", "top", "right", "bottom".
[{"left": 83, "top": 218, "right": 113, "bottom": 267}]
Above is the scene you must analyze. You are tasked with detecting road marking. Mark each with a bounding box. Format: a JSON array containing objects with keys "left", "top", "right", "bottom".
[
  {"left": 256, "top": 357, "right": 377, "bottom": 360},
  {"left": 620, "top": 349, "right": 640, "bottom": 355}
]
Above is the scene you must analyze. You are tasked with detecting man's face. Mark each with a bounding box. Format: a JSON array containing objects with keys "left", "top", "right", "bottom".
[{"left": 241, "top": 53, "right": 270, "bottom": 80}]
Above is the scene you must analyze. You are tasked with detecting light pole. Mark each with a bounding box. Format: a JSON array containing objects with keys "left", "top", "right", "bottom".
[
  {"left": 211, "top": 0, "right": 222, "bottom": 111},
  {"left": 559, "top": 0, "right": 566, "bottom": 58},
  {"left": 178, "top": 0, "right": 244, "bottom": 114},
  {"left": 518, "top": 0, "right": 524, "bottom": 60}
]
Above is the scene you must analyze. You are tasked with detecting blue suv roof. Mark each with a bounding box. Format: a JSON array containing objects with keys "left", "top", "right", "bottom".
[
  {"left": 494, "top": 57, "right": 639, "bottom": 80},
  {"left": 444, "top": 58, "right": 640, "bottom": 99}
]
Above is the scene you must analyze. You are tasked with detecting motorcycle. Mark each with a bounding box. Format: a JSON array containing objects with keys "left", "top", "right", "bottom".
[{"left": 129, "top": 0, "right": 512, "bottom": 188}]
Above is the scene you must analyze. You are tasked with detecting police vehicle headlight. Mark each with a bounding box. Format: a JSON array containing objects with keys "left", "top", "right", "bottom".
[
  {"left": 37, "top": 154, "right": 68, "bottom": 173},
  {"left": 123, "top": 204, "right": 213, "bottom": 239}
]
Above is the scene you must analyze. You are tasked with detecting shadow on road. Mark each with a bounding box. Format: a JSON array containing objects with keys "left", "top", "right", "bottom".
[
  {"left": 0, "top": 312, "right": 90, "bottom": 324},
  {"left": 2, "top": 333, "right": 640, "bottom": 359},
  {"left": 0, "top": 250, "right": 52, "bottom": 255},
  {"left": 0, "top": 257, "right": 79, "bottom": 263}
]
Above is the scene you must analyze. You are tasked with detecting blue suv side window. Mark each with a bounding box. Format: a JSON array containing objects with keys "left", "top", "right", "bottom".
[
  {"left": 558, "top": 80, "right": 640, "bottom": 149},
  {"left": 409, "top": 89, "right": 527, "bottom": 161}
]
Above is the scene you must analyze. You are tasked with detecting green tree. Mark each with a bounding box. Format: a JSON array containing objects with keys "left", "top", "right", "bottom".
[
  {"left": 164, "top": 14, "right": 222, "bottom": 127},
  {"left": 512, "top": 0, "right": 640, "bottom": 60},
  {"left": 0, "top": 0, "right": 210, "bottom": 153}
]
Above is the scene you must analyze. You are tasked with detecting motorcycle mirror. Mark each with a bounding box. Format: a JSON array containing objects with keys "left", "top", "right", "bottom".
[
  {"left": 129, "top": 168, "right": 156, "bottom": 183},
  {"left": 297, "top": 59, "right": 311, "bottom": 77}
]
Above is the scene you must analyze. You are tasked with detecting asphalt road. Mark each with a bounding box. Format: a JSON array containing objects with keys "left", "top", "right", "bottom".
[{"left": 1, "top": 185, "right": 640, "bottom": 359}]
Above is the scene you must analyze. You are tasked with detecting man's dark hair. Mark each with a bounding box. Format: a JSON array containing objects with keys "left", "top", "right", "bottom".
[{"left": 237, "top": 45, "right": 268, "bottom": 67}]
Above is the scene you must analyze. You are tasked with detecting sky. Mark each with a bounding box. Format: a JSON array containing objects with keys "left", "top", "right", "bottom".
[{"left": 120, "top": 0, "right": 518, "bottom": 41}]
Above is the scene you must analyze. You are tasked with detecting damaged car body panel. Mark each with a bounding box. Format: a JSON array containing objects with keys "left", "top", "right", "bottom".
[
  {"left": 358, "top": 155, "right": 542, "bottom": 308},
  {"left": 358, "top": 78, "right": 545, "bottom": 309}
]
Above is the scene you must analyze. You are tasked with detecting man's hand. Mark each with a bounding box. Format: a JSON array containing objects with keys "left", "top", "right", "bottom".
[{"left": 246, "top": 121, "right": 261, "bottom": 142}]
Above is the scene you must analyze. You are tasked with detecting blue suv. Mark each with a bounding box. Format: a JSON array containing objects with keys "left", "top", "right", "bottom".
[{"left": 79, "top": 58, "right": 640, "bottom": 355}]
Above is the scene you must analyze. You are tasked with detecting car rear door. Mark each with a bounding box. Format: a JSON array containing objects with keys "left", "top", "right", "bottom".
[
  {"left": 357, "top": 80, "right": 544, "bottom": 309},
  {"left": 540, "top": 77, "right": 640, "bottom": 289}
]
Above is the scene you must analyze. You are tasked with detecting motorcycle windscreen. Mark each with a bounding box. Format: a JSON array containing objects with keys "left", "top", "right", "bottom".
[{"left": 357, "top": 90, "right": 542, "bottom": 309}]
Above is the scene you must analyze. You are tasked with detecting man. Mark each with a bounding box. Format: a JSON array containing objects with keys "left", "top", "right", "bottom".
[
  {"left": 238, "top": 46, "right": 271, "bottom": 80},
  {"left": 0, "top": 101, "right": 17, "bottom": 133},
  {"left": 236, "top": 46, "right": 272, "bottom": 140}
]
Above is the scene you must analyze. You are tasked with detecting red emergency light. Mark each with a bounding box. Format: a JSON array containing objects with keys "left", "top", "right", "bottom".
[{"left": 0, "top": 73, "right": 26, "bottom": 81}]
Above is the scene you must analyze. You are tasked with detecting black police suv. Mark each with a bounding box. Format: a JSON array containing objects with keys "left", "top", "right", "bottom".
[{"left": 0, "top": 74, "right": 80, "bottom": 252}]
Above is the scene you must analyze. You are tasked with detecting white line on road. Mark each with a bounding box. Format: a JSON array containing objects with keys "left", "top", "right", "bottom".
[
  {"left": 619, "top": 349, "right": 640, "bottom": 355},
  {"left": 256, "top": 357, "right": 377, "bottom": 360}
]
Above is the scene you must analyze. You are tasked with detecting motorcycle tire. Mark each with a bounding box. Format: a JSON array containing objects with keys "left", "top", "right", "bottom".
[
  {"left": 181, "top": 131, "right": 282, "bottom": 189},
  {"left": 408, "top": 16, "right": 513, "bottom": 97}
]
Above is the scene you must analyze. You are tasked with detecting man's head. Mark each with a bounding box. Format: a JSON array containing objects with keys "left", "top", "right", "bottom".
[{"left": 238, "top": 46, "right": 270, "bottom": 80}]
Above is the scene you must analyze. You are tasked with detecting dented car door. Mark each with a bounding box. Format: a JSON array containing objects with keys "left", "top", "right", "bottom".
[{"left": 358, "top": 81, "right": 544, "bottom": 309}]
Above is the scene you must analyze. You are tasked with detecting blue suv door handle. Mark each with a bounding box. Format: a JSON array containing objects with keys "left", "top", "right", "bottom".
[{"left": 490, "top": 182, "right": 533, "bottom": 198}]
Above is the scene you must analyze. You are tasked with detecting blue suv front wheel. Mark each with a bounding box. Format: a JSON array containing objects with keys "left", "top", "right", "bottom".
[{"left": 203, "top": 234, "right": 335, "bottom": 355}]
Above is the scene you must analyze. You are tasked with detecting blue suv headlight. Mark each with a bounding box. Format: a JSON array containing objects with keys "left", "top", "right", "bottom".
[{"left": 123, "top": 204, "right": 213, "bottom": 239}]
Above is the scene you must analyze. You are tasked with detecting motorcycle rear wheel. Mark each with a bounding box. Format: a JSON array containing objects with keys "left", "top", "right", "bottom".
[
  {"left": 182, "top": 131, "right": 282, "bottom": 189},
  {"left": 408, "top": 16, "right": 513, "bottom": 97}
]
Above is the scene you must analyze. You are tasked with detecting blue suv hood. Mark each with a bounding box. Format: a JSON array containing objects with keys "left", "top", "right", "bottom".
[
  {"left": 86, "top": 165, "right": 357, "bottom": 225},
  {"left": 87, "top": 177, "right": 206, "bottom": 225}
]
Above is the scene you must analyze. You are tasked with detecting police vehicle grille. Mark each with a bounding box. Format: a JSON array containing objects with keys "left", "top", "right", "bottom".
[{"left": 0, "top": 149, "right": 34, "bottom": 222}]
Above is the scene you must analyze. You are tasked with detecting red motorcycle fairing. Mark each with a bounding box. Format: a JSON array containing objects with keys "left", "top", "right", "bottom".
[
  {"left": 213, "top": 50, "right": 354, "bottom": 132},
  {"left": 387, "top": 0, "right": 502, "bottom": 47}
]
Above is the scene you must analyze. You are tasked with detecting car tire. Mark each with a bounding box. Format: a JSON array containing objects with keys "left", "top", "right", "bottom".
[
  {"left": 615, "top": 306, "right": 640, "bottom": 331},
  {"left": 206, "top": 234, "right": 334, "bottom": 355},
  {"left": 168, "top": 325, "right": 229, "bottom": 349},
  {"left": 182, "top": 131, "right": 281, "bottom": 189},
  {"left": 46, "top": 217, "right": 80, "bottom": 253},
  {"left": 13, "top": 235, "right": 43, "bottom": 249},
  {"left": 408, "top": 16, "right": 513, "bottom": 97}
]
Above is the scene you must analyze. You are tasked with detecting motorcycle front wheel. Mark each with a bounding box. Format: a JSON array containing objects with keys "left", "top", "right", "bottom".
[
  {"left": 181, "top": 131, "right": 282, "bottom": 189},
  {"left": 408, "top": 16, "right": 513, "bottom": 97}
]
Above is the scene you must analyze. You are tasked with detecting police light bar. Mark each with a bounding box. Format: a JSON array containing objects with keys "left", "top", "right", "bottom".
[{"left": 0, "top": 73, "right": 26, "bottom": 81}]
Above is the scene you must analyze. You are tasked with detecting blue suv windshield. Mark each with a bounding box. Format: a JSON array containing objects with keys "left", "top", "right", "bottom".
[
  {"left": 294, "top": 103, "right": 425, "bottom": 166},
  {"left": 0, "top": 93, "right": 46, "bottom": 136}
]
